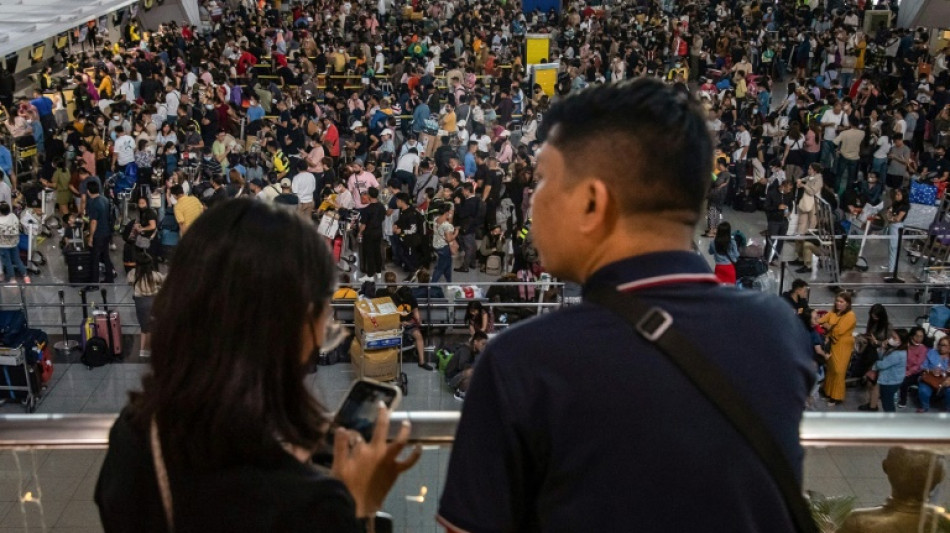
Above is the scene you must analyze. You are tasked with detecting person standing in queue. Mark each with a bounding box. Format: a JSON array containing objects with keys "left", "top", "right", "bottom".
[
  {"left": 438, "top": 79, "right": 814, "bottom": 533},
  {"left": 86, "top": 180, "right": 115, "bottom": 285},
  {"left": 818, "top": 291, "right": 857, "bottom": 407},
  {"left": 96, "top": 200, "right": 421, "bottom": 532}
]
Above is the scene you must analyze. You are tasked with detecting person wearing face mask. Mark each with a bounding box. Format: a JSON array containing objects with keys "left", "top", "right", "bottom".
[
  {"left": 107, "top": 112, "right": 131, "bottom": 138},
  {"left": 112, "top": 126, "right": 136, "bottom": 174},
  {"left": 859, "top": 330, "right": 908, "bottom": 412},
  {"left": 898, "top": 326, "right": 928, "bottom": 408},
  {"left": 917, "top": 336, "right": 950, "bottom": 412}
]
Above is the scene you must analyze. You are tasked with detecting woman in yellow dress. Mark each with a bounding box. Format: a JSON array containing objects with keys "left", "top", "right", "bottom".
[{"left": 820, "top": 291, "right": 856, "bottom": 406}]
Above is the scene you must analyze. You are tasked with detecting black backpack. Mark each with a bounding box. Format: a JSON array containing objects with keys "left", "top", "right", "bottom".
[{"left": 81, "top": 336, "right": 112, "bottom": 368}]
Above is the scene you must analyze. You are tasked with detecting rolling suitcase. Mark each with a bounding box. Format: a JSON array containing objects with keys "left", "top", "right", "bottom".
[
  {"left": 64, "top": 245, "right": 95, "bottom": 284},
  {"left": 94, "top": 289, "right": 122, "bottom": 358}
]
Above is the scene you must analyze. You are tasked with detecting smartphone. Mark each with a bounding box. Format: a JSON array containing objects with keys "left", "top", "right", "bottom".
[{"left": 331, "top": 379, "right": 402, "bottom": 443}]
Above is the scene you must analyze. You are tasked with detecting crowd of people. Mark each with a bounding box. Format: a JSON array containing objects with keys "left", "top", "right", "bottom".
[
  {"left": 782, "top": 279, "right": 950, "bottom": 411},
  {"left": 0, "top": 0, "right": 942, "bottom": 404},
  {"left": 0, "top": 0, "right": 916, "bottom": 529}
]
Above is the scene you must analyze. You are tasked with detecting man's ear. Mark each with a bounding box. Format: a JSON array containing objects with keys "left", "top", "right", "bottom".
[{"left": 577, "top": 178, "right": 614, "bottom": 235}]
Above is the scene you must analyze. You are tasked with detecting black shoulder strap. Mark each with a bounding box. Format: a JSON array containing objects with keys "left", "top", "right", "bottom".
[{"left": 585, "top": 287, "right": 817, "bottom": 533}]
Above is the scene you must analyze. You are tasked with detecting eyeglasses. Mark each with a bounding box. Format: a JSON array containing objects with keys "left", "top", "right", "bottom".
[{"left": 320, "top": 320, "right": 349, "bottom": 354}]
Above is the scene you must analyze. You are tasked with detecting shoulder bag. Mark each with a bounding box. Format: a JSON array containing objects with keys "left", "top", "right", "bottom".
[
  {"left": 586, "top": 287, "right": 818, "bottom": 533},
  {"left": 150, "top": 417, "right": 176, "bottom": 532}
]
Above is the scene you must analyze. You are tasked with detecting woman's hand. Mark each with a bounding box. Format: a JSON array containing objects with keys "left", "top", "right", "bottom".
[{"left": 331, "top": 404, "right": 422, "bottom": 519}]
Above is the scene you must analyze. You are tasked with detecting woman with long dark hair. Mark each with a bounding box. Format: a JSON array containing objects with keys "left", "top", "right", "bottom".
[
  {"left": 127, "top": 252, "right": 164, "bottom": 358},
  {"left": 96, "top": 200, "right": 421, "bottom": 531},
  {"left": 865, "top": 329, "right": 908, "bottom": 413},
  {"left": 819, "top": 291, "right": 856, "bottom": 406},
  {"left": 707, "top": 221, "right": 738, "bottom": 284}
]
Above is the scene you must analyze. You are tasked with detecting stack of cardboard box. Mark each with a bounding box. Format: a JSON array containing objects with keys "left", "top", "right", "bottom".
[{"left": 352, "top": 297, "right": 402, "bottom": 381}]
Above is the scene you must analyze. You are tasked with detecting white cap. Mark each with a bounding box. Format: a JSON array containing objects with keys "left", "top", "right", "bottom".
[
  {"left": 352, "top": 121, "right": 364, "bottom": 128},
  {"left": 499, "top": 129, "right": 510, "bottom": 137},
  {"left": 381, "top": 128, "right": 393, "bottom": 136}
]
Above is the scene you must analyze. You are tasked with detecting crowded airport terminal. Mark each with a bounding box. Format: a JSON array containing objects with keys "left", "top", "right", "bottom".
[{"left": 1, "top": 0, "right": 950, "bottom": 530}]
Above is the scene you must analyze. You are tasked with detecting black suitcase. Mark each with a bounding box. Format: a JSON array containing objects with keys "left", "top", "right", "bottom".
[{"left": 64, "top": 247, "right": 95, "bottom": 284}]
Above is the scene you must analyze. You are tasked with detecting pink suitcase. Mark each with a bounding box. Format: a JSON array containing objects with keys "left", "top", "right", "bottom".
[
  {"left": 92, "top": 288, "right": 123, "bottom": 357},
  {"left": 92, "top": 310, "right": 122, "bottom": 357}
]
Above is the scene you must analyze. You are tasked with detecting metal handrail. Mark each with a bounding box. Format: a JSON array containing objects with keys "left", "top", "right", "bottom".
[{"left": 1, "top": 412, "right": 949, "bottom": 449}]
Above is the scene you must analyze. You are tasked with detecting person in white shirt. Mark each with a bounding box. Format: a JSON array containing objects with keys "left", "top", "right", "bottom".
[
  {"left": 117, "top": 74, "right": 136, "bottom": 102},
  {"left": 165, "top": 85, "right": 181, "bottom": 126},
  {"left": 291, "top": 160, "right": 317, "bottom": 219},
  {"left": 374, "top": 46, "right": 386, "bottom": 74},
  {"left": 735, "top": 123, "right": 751, "bottom": 161},
  {"left": 113, "top": 128, "right": 136, "bottom": 171},
  {"left": 333, "top": 180, "right": 355, "bottom": 210},
  {"left": 473, "top": 132, "right": 492, "bottom": 153},
  {"left": 820, "top": 101, "right": 847, "bottom": 169}
]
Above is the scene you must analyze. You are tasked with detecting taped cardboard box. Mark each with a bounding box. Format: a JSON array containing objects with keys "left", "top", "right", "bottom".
[
  {"left": 354, "top": 297, "right": 401, "bottom": 333},
  {"left": 350, "top": 338, "right": 399, "bottom": 382},
  {"left": 362, "top": 329, "right": 403, "bottom": 350}
]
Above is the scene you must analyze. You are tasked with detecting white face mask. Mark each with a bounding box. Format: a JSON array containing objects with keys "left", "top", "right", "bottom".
[{"left": 888, "top": 338, "right": 901, "bottom": 347}]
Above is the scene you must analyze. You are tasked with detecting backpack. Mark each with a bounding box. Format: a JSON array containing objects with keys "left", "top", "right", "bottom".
[
  {"left": 81, "top": 336, "right": 112, "bottom": 368},
  {"left": 522, "top": 231, "right": 539, "bottom": 264},
  {"left": 359, "top": 280, "right": 377, "bottom": 296},
  {"left": 517, "top": 269, "right": 537, "bottom": 301},
  {"left": 732, "top": 230, "right": 748, "bottom": 250},
  {"left": 436, "top": 345, "right": 456, "bottom": 374},
  {"left": 486, "top": 254, "right": 502, "bottom": 276}
]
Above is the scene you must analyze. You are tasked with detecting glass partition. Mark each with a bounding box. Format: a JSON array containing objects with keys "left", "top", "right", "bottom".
[{"left": 3, "top": 414, "right": 950, "bottom": 532}]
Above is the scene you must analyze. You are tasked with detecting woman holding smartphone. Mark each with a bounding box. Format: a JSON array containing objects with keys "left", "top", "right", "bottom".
[{"left": 96, "top": 199, "right": 420, "bottom": 532}]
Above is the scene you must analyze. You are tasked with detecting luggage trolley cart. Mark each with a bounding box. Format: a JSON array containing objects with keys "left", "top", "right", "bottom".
[
  {"left": 0, "top": 285, "right": 39, "bottom": 411},
  {"left": 907, "top": 196, "right": 950, "bottom": 274},
  {"left": 353, "top": 298, "right": 408, "bottom": 396},
  {"left": 319, "top": 209, "right": 359, "bottom": 272},
  {"left": 356, "top": 328, "right": 408, "bottom": 396},
  {"left": 0, "top": 345, "right": 37, "bottom": 412}
]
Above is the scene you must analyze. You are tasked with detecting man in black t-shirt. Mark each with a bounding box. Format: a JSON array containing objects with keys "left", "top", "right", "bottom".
[
  {"left": 85, "top": 181, "right": 115, "bottom": 284},
  {"left": 357, "top": 187, "right": 386, "bottom": 280},
  {"left": 388, "top": 278, "right": 432, "bottom": 370},
  {"left": 480, "top": 157, "right": 504, "bottom": 229},
  {"left": 782, "top": 278, "right": 810, "bottom": 318}
]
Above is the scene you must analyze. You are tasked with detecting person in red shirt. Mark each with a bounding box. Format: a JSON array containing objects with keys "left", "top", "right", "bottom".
[
  {"left": 321, "top": 117, "right": 341, "bottom": 158},
  {"left": 236, "top": 50, "right": 258, "bottom": 77},
  {"left": 272, "top": 49, "right": 288, "bottom": 69}
]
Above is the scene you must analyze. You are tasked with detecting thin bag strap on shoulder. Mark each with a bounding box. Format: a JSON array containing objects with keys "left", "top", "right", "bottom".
[
  {"left": 150, "top": 417, "right": 175, "bottom": 533},
  {"left": 585, "top": 287, "right": 817, "bottom": 533}
]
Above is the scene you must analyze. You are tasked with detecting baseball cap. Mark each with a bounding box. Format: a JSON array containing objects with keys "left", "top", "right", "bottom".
[
  {"left": 280, "top": 178, "right": 292, "bottom": 188},
  {"left": 352, "top": 121, "right": 364, "bottom": 129},
  {"left": 381, "top": 128, "right": 393, "bottom": 136}
]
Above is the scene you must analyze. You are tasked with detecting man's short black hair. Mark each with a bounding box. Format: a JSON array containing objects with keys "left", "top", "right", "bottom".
[
  {"left": 791, "top": 279, "right": 809, "bottom": 291},
  {"left": 368, "top": 187, "right": 379, "bottom": 199},
  {"left": 87, "top": 181, "right": 101, "bottom": 194},
  {"left": 170, "top": 185, "right": 184, "bottom": 196},
  {"left": 539, "top": 79, "right": 713, "bottom": 220}
]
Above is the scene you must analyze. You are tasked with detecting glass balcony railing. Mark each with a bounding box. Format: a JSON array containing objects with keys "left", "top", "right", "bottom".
[{"left": 2, "top": 412, "right": 950, "bottom": 532}]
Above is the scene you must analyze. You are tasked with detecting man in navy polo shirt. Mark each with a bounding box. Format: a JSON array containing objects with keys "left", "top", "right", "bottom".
[{"left": 438, "top": 79, "right": 815, "bottom": 532}]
